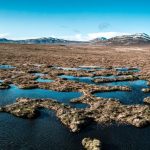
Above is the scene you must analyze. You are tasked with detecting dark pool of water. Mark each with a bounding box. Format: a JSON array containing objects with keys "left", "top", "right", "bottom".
[
  {"left": 0, "top": 110, "right": 149, "bottom": 150},
  {"left": 0, "top": 85, "right": 84, "bottom": 108},
  {"left": 58, "top": 75, "right": 150, "bottom": 104},
  {"left": 0, "top": 65, "right": 16, "bottom": 69},
  {"left": 94, "top": 80, "right": 150, "bottom": 104}
]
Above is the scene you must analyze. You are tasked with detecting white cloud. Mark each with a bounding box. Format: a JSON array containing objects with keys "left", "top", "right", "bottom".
[
  {"left": 0, "top": 33, "right": 10, "bottom": 38},
  {"left": 57, "top": 34, "right": 85, "bottom": 41},
  {"left": 57, "top": 32, "right": 130, "bottom": 41},
  {"left": 87, "top": 32, "right": 130, "bottom": 39},
  {"left": 0, "top": 32, "right": 130, "bottom": 41}
]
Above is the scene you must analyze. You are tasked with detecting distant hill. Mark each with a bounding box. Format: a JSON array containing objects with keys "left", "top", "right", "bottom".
[
  {"left": 0, "top": 33, "right": 150, "bottom": 45},
  {"left": 0, "top": 37, "right": 83, "bottom": 45},
  {"left": 90, "top": 37, "right": 107, "bottom": 43},
  {"left": 92, "top": 33, "right": 150, "bottom": 46}
]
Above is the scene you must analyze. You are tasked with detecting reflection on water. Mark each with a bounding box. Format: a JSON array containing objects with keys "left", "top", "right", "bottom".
[
  {"left": 95, "top": 80, "right": 150, "bottom": 104},
  {"left": 0, "top": 85, "right": 83, "bottom": 108},
  {"left": 59, "top": 75, "right": 93, "bottom": 84}
]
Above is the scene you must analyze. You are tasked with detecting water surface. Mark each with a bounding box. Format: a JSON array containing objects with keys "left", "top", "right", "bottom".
[
  {"left": 0, "top": 65, "right": 16, "bottom": 69},
  {"left": 0, "top": 110, "right": 149, "bottom": 150},
  {"left": 36, "top": 78, "right": 53, "bottom": 83},
  {"left": 0, "top": 85, "right": 83, "bottom": 108},
  {"left": 59, "top": 75, "right": 93, "bottom": 84},
  {"left": 94, "top": 80, "right": 150, "bottom": 104},
  {"left": 115, "top": 67, "right": 140, "bottom": 72}
]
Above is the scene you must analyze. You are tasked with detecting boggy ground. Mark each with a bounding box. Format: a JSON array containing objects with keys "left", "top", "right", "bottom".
[
  {"left": 0, "top": 97, "right": 149, "bottom": 133},
  {"left": 0, "top": 43, "right": 150, "bottom": 78},
  {"left": 0, "top": 44, "right": 150, "bottom": 149}
]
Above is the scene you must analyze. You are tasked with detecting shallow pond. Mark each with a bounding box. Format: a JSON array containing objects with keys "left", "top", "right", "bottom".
[
  {"left": 0, "top": 65, "right": 16, "bottom": 69},
  {"left": 0, "top": 85, "right": 85, "bottom": 108},
  {"left": 59, "top": 75, "right": 150, "bottom": 104},
  {"left": 94, "top": 80, "right": 150, "bottom": 104},
  {"left": 59, "top": 75, "right": 93, "bottom": 84},
  {"left": 0, "top": 110, "right": 149, "bottom": 150},
  {"left": 115, "top": 67, "right": 140, "bottom": 72},
  {"left": 0, "top": 67, "right": 149, "bottom": 150},
  {"left": 36, "top": 78, "right": 53, "bottom": 83},
  {"left": 59, "top": 75, "right": 126, "bottom": 84}
]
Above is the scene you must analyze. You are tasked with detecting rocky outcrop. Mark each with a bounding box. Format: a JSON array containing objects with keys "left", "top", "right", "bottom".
[
  {"left": 0, "top": 82, "right": 10, "bottom": 89},
  {"left": 144, "top": 97, "right": 150, "bottom": 104},
  {"left": 82, "top": 138, "right": 101, "bottom": 150}
]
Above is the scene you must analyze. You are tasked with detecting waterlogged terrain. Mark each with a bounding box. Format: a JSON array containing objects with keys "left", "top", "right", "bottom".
[
  {"left": 0, "top": 44, "right": 150, "bottom": 150},
  {"left": 95, "top": 80, "right": 150, "bottom": 104},
  {"left": 0, "top": 112, "right": 150, "bottom": 150},
  {"left": 59, "top": 72, "right": 150, "bottom": 104},
  {"left": 0, "top": 85, "right": 84, "bottom": 108},
  {"left": 59, "top": 75, "right": 93, "bottom": 84},
  {"left": 36, "top": 78, "right": 53, "bottom": 83},
  {"left": 0, "top": 65, "right": 16, "bottom": 70}
]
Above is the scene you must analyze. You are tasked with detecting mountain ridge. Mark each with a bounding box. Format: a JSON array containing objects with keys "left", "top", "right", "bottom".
[
  {"left": 0, "top": 33, "right": 150, "bottom": 45},
  {"left": 93, "top": 33, "right": 150, "bottom": 45},
  {"left": 0, "top": 37, "right": 83, "bottom": 44}
]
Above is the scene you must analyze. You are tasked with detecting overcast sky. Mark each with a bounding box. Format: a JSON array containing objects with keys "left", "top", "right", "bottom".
[{"left": 0, "top": 0, "right": 150, "bottom": 41}]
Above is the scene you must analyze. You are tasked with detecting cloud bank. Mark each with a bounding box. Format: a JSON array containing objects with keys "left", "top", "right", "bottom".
[
  {"left": 58, "top": 32, "right": 130, "bottom": 41},
  {"left": 0, "top": 32, "right": 130, "bottom": 41},
  {"left": 0, "top": 33, "right": 10, "bottom": 38}
]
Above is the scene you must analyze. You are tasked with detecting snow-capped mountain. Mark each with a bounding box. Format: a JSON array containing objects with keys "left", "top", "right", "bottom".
[
  {"left": 0, "top": 33, "right": 150, "bottom": 45},
  {"left": 104, "top": 33, "right": 150, "bottom": 45},
  {"left": 90, "top": 37, "right": 107, "bottom": 43}
]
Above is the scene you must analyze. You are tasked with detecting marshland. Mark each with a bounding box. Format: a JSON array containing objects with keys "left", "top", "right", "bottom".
[{"left": 0, "top": 44, "right": 150, "bottom": 149}]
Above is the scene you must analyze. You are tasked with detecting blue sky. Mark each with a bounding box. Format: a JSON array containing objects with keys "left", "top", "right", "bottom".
[{"left": 0, "top": 0, "right": 150, "bottom": 41}]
